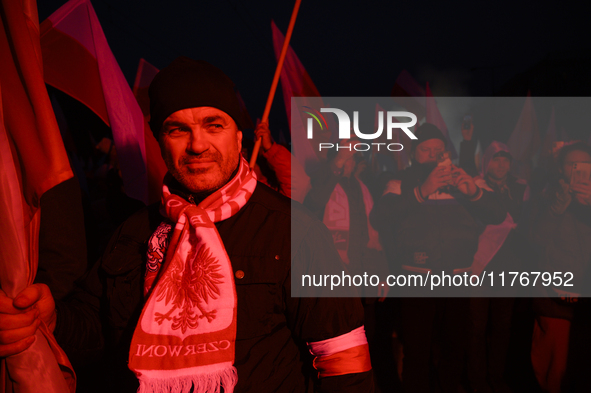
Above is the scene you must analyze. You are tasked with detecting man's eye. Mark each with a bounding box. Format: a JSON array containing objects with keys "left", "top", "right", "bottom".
[
  {"left": 207, "top": 124, "right": 224, "bottom": 131},
  {"left": 166, "top": 128, "right": 187, "bottom": 136}
]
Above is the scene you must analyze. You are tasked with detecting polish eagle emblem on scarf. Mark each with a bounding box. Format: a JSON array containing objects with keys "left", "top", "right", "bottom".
[{"left": 154, "top": 240, "right": 224, "bottom": 334}]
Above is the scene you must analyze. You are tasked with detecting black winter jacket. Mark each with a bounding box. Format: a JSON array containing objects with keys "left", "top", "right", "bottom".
[{"left": 54, "top": 184, "right": 372, "bottom": 392}]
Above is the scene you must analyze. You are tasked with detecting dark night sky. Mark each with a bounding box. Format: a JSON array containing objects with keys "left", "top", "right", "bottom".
[{"left": 37, "top": 0, "right": 591, "bottom": 141}]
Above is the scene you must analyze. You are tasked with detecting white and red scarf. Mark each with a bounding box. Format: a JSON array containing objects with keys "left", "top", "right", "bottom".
[{"left": 129, "top": 157, "right": 257, "bottom": 393}]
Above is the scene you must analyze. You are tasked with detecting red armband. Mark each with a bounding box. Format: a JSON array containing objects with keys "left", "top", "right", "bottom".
[{"left": 307, "top": 326, "right": 372, "bottom": 378}]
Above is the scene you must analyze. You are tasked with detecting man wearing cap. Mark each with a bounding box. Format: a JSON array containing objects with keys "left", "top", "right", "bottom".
[
  {"left": 369, "top": 123, "right": 506, "bottom": 393},
  {"left": 0, "top": 57, "right": 373, "bottom": 392}
]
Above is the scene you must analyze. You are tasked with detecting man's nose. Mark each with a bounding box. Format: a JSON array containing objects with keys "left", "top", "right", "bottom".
[{"left": 187, "top": 129, "right": 209, "bottom": 154}]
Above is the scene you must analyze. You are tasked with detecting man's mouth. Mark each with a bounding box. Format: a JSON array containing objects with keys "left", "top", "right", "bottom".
[{"left": 184, "top": 159, "right": 216, "bottom": 169}]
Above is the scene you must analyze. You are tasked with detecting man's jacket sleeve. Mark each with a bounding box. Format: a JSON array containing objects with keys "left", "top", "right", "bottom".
[
  {"left": 54, "top": 207, "right": 153, "bottom": 366},
  {"left": 303, "top": 161, "right": 341, "bottom": 220},
  {"left": 287, "top": 213, "right": 374, "bottom": 392},
  {"left": 369, "top": 180, "right": 421, "bottom": 233}
]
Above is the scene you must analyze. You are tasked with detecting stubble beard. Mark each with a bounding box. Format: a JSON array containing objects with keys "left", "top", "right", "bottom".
[{"left": 167, "top": 151, "right": 239, "bottom": 196}]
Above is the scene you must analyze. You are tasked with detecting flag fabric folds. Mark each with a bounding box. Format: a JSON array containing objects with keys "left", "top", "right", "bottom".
[
  {"left": 40, "top": 0, "right": 148, "bottom": 204},
  {"left": 390, "top": 70, "right": 426, "bottom": 119},
  {"left": 271, "top": 20, "right": 323, "bottom": 173},
  {"left": 425, "top": 82, "right": 458, "bottom": 160},
  {"left": 0, "top": 0, "right": 75, "bottom": 391},
  {"left": 132, "top": 59, "right": 167, "bottom": 205},
  {"left": 506, "top": 93, "right": 540, "bottom": 181}
]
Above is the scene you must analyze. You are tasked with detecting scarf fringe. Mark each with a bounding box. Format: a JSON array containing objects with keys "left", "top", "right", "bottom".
[{"left": 137, "top": 366, "right": 238, "bottom": 393}]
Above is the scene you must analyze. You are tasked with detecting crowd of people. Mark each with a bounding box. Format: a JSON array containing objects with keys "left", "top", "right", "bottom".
[
  {"left": 0, "top": 57, "right": 590, "bottom": 393},
  {"left": 314, "top": 121, "right": 591, "bottom": 393}
]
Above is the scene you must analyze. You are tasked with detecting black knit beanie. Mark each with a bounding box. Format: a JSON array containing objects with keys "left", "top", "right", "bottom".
[
  {"left": 493, "top": 150, "right": 512, "bottom": 161},
  {"left": 411, "top": 123, "right": 446, "bottom": 152},
  {"left": 148, "top": 57, "right": 253, "bottom": 139}
]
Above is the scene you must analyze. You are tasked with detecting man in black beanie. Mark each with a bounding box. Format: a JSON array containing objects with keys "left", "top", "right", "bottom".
[
  {"left": 370, "top": 123, "right": 506, "bottom": 393},
  {"left": 0, "top": 57, "right": 373, "bottom": 393}
]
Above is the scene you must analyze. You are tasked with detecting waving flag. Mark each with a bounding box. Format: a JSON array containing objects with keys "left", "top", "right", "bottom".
[
  {"left": 425, "top": 82, "right": 458, "bottom": 159},
  {"left": 506, "top": 93, "right": 540, "bottom": 181},
  {"left": 391, "top": 70, "right": 426, "bottom": 119},
  {"left": 271, "top": 20, "right": 324, "bottom": 173},
  {"left": 0, "top": 0, "right": 75, "bottom": 391},
  {"left": 40, "top": 0, "right": 148, "bottom": 204},
  {"left": 132, "top": 59, "right": 167, "bottom": 205}
]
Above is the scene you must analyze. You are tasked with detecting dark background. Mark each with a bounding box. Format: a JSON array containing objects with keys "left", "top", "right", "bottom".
[{"left": 37, "top": 0, "right": 591, "bottom": 144}]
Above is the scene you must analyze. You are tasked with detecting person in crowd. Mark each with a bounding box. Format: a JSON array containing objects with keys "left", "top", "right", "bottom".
[
  {"left": 303, "top": 140, "right": 389, "bottom": 364},
  {"left": 304, "top": 140, "right": 388, "bottom": 297},
  {"left": 529, "top": 141, "right": 591, "bottom": 393},
  {"left": 0, "top": 57, "right": 373, "bottom": 393},
  {"left": 462, "top": 141, "right": 530, "bottom": 393},
  {"left": 458, "top": 119, "right": 479, "bottom": 177},
  {"left": 242, "top": 121, "right": 310, "bottom": 203},
  {"left": 370, "top": 123, "right": 506, "bottom": 393}
]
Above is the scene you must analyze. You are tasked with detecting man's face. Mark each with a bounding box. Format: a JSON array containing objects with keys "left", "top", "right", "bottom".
[
  {"left": 487, "top": 156, "right": 511, "bottom": 180},
  {"left": 159, "top": 107, "right": 242, "bottom": 195},
  {"left": 562, "top": 150, "right": 591, "bottom": 180},
  {"left": 414, "top": 138, "right": 445, "bottom": 164}
]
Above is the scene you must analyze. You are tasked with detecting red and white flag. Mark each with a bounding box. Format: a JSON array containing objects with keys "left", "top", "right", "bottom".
[
  {"left": 425, "top": 82, "right": 458, "bottom": 160},
  {"left": 506, "top": 93, "right": 540, "bottom": 181},
  {"left": 0, "top": 0, "right": 75, "bottom": 391},
  {"left": 272, "top": 20, "right": 326, "bottom": 172},
  {"left": 391, "top": 70, "right": 426, "bottom": 119},
  {"left": 40, "top": 0, "right": 148, "bottom": 204},
  {"left": 132, "top": 59, "right": 167, "bottom": 205}
]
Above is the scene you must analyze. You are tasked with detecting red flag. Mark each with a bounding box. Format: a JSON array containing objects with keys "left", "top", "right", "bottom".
[
  {"left": 132, "top": 59, "right": 167, "bottom": 205},
  {"left": 272, "top": 20, "right": 326, "bottom": 171},
  {"left": 0, "top": 0, "right": 75, "bottom": 391},
  {"left": 426, "top": 82, "right": 458, "bottom": 159},
  {"left": 391, "top": 70, "right": 426, "bottom": 119},
  {"left": 132, "top": 59, "right": 159, "bottom": 116},
  {"left": 40, "top": 0, "right": 148, "bottom": 204},
  {"left": 541, "top": 106, "right": 556, "bottom": 159},
  {"left": 506, "top": 93, "right": 540, "bottom": 181}
]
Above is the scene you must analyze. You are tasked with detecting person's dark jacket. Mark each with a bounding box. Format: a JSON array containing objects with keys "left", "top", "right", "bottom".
[
  {"left": 304, "top": 162, "right": 389, "bottom": 286},
  {"left": 479, "top": 173, "right": 531, "bottom": 272},
  {"left": 459, "top": 139, "right": 479, "bottom": 177},
  {"left": 36, "top": 177, "right": 87, "bottom": 300},
  {"left": 369, "top": 163, "right": 507, "bottom": 272},
  {"left": 529, "top": 184, "right": 591, "bottom": 319},
  {"left": 304, "top": 162, "right": 371, "bottom": 270},
  {"left": 54, "top": 184, "right": 373, "bottom": 393}
]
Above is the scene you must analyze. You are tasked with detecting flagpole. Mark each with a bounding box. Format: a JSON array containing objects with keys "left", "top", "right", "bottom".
[{"left": 250, "top": 0, "right": 302, "bottom": 168}]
